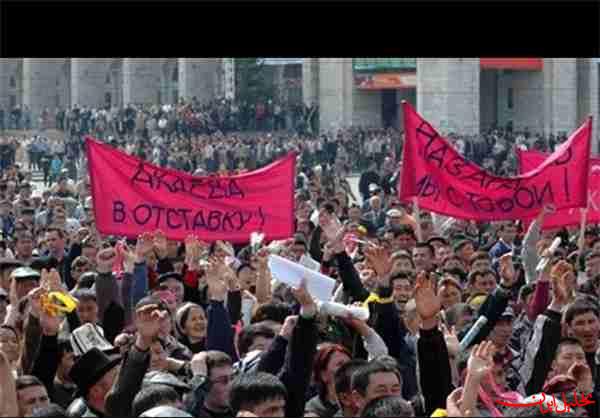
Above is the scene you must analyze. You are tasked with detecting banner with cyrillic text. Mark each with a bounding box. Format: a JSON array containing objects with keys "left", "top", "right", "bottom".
[
  {"left": 399, "top": 102, "right": 591, "bottom": 221},
  {"left": 518, "top": 149, "right": 600, "bottom": 229},
  {"left": 86, "top": 138, "right": 296, "bottom": 242}
]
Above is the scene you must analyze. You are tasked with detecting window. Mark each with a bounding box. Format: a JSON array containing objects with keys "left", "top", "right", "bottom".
[
  {"left": 9, "top": 95, "right": 16, "bottom": 108},
  {"left": 507, "top": 87, "right": 514, "bottom": 110},
  {"left": 106, "top": 74, "right": 111, "bottom": 84},
  {"left": 9, "top": 76, "right": 15, "bottom": 88}
]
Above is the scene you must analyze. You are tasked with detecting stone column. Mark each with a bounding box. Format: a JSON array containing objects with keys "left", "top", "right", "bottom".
[
  {"left": 71, "top": 58, "right": 111, "bottom": 108},
  {"left": 22, "top": 58, "right": 64, "bottom": 127},
  {"left": 417, "top": 58, "right": 480, "bottom": 134},
  {"left": 318, "top": 58, "right": 353, "bottom": 132},
  {"left": 543, "top": 58, "right": 577, "bottom": 136},
  {"left": 302, "top": 58, "right": 318, "bottom": 106},
  {"left": 122, "top": 58, "right": 161, "bottom": 106},
  {"left": 0, "top": 59, "right": 10, "bottom": 111},
  {"left": 576, "top": 58, "right": 599, "bottom": 152},
  {"left": 178, "top": 58, "right": 218, "bottom": 103}
]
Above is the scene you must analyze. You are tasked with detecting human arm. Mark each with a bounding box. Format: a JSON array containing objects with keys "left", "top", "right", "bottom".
[
  {"left": 344, "top": 316, "right": 388, "bottom": 360},
  {"left": 256, "top": 317, "right": 293, "bottom": 376},
  {"left": 519, "top": 263, "right": 570, "bottom": 395},
  {"left": 279, "top": 280, "right": 319, "bottom": 418},
  {"left": 522, "top": 208, "right": 545, "bottom": 284},
  {"left": 0, "top": 351, "right": 18, "bottom": 417},
  {"left": 95, "top": 248, "right": 121, "bottom": 323},
  {"left": 415, "top": 272, "right": 454, "bottom": 415},
  {"left": 205, "top": 259, "right": 238, "bottom": 362},
  {"left": 105, "top": 305, "right": 165, "bottom": 417}
]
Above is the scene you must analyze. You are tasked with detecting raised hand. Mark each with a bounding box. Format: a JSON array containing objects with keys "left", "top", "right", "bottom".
[
  {"left": 279, "top": 315, "right": 298, "bottom": 340},
  {"left": 135, "top": 232, "right": 154, "bottom": 262},
  {"left": 121, "top": 243, "right": 136, "bottom": 273},
  {"left": 184, "top": 235, "right": 201, "bottom": 270},
  {"left": 250, "top": 248, "right": 269, "bottom": 272},
  {"left": 467, "top": 341, "right": 495, "bottom": 381},
  {"left": 551, "top": 261, "right": 572, "bottom": 306},
  {"left": 135, "top": 304, "right": 167, "bottom": 350},
  {"left": 72, "top": 227, "right": 90, "bottom": 245},
  {"left": 153, "top": 230, "right": 168, "bottom": 259},
  {"left": 568, "top": 362, "right": 593, "bottom": 393},
  {"left": 364, "top": 245, "right": 392, "bottom": 285},
  {"left": 205, "top": 257, "right": 228, "bottom": 301},
  {"left": 414, "top": 271, "right": 441, "bottom": 321},
  {"left": 441, "top": 323, "right": 460, "bottom": 358},
  {"left": 292, "top": 278, "right": 316, "bottom": 312},
  {"left": 96, "top": 247, "right": 117, "bottom": 274}
]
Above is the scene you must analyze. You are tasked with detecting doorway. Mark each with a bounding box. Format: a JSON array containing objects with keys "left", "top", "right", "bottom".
[{"left": 381, "top": 90, "right": 398, "bottom": 128}]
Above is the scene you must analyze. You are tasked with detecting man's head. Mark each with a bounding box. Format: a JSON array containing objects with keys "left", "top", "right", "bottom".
[
  {"left": 72, "top": 289, "right": 98, "bottom": 324},
  {"left": 15, "top": 232, "right": 34, "bottom": 260},
  {"left": 351, "top": 360, "right": 403, "bottom": 415},
  {"left": 12, "top": 267, "right": 40, "bottom": 301},
  {"left": 412, "top": 242, "right": 434, "bottom": 272},
  {"left": 132, "top": 384, "right": 181, "bottom": 417},
  {"left": 81, "top": 237, "right": 98, "bottom": 266},
  {"left": 334, "top": 359, "right": 368, "bottom": 413},
  {"left": 564, "top": 301, "right": 600, "bottom": 353},
  {"left": 390, "top": 252, "right": 415, "bottom": 275},
  {"left": 585, "top": 252, "right": 600, "bottom": 278},
  {"left": 56, "top": 339, "right": 75, "bottom": 384},
  {"left": 454, "top": 240, "right": 475, "bottom": 264},
  {"left": 468, "top": 269, "right": 497, "bottom": 295},
  {"left": 204, "top": 351, "right": 234, "bottom": 412},
  {"left": 360, "top": 395, "right": 414, "bottom": 418},
  {"left": 434, "top": 244, "right": 452, "bottom": 266},
  {"left": 444, "top": 303, "right": 474, "bottom": 335},
  {"left": 488, "top": 309, "right": 514, "bottom": 350},
  {"left": 45, "top": 228, "right": 66, "bottom": 257},
  {"left": 71, "top": 256, "right": 92, "bottom": 283},
  {"left": 498, "top": 222, "right": 518, "bottom": 245},
  {"left": 390, "top": 226, "right": 416, "bottom": 252},
  {"left": 390, "top": 272, "right": 414, "bottom": 309},
  {"left": 237, "top": 323, "right": 276, "bottom": 358},
  {"left": 313, "top": 343, "right": 352, "bottom": 399},
  {"left": 16, "top": 375, "right": 50, "bottom": 417},
  {"left": 551, "top": 337, "right": 586, "bottom": 376},
  {"left": 469, "top": 251, "right": 492, "bottom": 273},
  {"left": 437, "top": 277, "right": 462, "bottom": 310},
  {"left": 157, "top": 273, "right": 185, "bottom": 306},
  {"left": 230, "top": 372, "right": 287, "bottom": 418},
  {"left": 348, "top": 205, "right": 362, "bottom": 223}
]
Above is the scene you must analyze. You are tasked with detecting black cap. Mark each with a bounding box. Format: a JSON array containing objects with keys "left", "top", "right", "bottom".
[
  {"left": 157, "top": 272, "right": 183, "bottom": 286},
  {"left": 69, "top": 347, "right": 121, "bottom": 397}
]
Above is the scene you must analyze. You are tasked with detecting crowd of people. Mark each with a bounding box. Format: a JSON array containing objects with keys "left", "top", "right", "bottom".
[{"left": 0, "top": 95, "right": 596, "bottom": 418}]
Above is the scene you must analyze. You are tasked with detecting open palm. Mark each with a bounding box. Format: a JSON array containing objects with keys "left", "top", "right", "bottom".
[{"left": 414, "top": 272, "right": 441, "bottom": 320}]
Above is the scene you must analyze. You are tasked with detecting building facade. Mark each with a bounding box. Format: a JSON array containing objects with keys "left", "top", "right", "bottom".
[
  {"left": 1, "top": 58, "right": 598, "bottom": 150},
  {"left": 303, "top": 58, "right": 600, "bottom": 151}
]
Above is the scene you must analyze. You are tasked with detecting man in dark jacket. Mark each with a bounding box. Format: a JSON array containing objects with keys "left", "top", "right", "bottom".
[{"left": 358, "top": 160, "right": 380, "bottom": 203}]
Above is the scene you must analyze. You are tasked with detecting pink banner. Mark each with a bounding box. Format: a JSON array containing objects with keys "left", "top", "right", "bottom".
[
  {"left": 86, "top": 138, "right": 296, "bottom": 242},
  {"left": 399, "top": 102, "right": 592, "bottom": 221},
  {"left": 518, "top": 149, "right": 600, "bottom": 229}
]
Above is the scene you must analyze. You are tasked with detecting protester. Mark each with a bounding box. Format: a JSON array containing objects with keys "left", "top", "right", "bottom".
[{"left": 0, "top": 91, "right": 597, "bottom": 418}]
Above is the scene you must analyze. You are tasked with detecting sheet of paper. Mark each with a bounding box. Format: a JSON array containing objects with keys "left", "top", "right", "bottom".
[
  {"left": 299, "top": 254, "right": 321, "bottom": 271},
  {"left": 268, "top": 254, "right": 336, "bottom": 301}
]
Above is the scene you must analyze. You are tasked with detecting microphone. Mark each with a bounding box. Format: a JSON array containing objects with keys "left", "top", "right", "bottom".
[{"left": 535, "top": 237, "right": 562, "bottom": 273}]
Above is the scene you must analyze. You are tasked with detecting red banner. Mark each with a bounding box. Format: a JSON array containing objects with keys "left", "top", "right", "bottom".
[
  {"left": 86, "top": 138, "right": 296, "bottom": 243},
  {"left": 399, "top": 102, "right": 591, "bottom": 221},
  {"left": 518, "top": 149, "right": 600, "bottom": 229}
]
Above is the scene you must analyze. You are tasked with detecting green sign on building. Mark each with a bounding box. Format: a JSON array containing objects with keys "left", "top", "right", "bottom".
[{"left": 353, "top": 58, "right": 416, "bottom": 72}]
